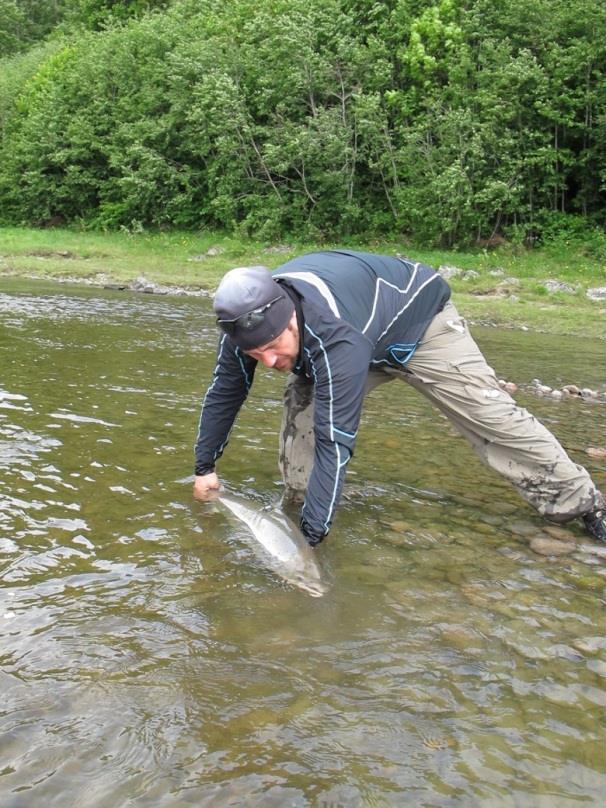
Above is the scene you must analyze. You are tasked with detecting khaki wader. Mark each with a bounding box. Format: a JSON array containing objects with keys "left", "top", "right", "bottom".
[{"left": 279, "top": 302, "right": 603, "bottom": 522}]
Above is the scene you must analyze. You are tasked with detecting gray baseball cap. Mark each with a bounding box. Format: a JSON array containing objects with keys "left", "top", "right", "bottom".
[{"left": 213, "top": 265, "right": 295, "bottom": 350}]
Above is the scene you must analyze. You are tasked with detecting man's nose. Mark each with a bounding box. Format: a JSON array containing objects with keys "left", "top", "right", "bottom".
[{"left": 259, "top": 351, "right": 277, "bottom": 368}]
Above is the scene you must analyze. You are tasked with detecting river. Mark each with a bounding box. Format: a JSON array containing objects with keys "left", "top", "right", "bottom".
[{"left": 1, "top": 279, "right": 605, "bottom": 806}]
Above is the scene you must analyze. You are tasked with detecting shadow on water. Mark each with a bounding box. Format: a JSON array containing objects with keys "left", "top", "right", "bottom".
[{"left": 1, "top": 279, "right": 605, "bottom": 805}]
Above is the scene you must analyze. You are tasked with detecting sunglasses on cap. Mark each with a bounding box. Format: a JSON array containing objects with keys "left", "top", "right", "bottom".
[{"left": 217, "top": 296, "right": 282, "bottom": 336}]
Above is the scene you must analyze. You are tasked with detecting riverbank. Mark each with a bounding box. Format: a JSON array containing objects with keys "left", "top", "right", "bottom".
[{"left": 1, "top": 226, "right": 605, "bottom": 339}]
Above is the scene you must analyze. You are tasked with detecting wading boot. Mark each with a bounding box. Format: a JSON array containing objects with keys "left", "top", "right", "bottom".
[{"left": 582, "top": 507, "right": 606, "bottom": 542}]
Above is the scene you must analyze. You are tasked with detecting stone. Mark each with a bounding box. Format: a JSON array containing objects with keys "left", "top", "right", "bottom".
[
  {"left": 381, "top": 531, "right": 414, "bottom": 548},
  {"left": 131, "top": 276, "right": 155, "bottom": 293},
  {"left": 488, "top": 268, "right": 505, "bottom": 277},
  {"left": 581, "top": 388, "right": 598, "bottom": 399},
  {"left": 206, "top": 246, "right": 223, "bottom": 256},
  {"left": 497, "top": 277, "right": 520, "bottom": 286},
  {"left": 587, "top": 659, "right": 606, "bottom": 677},
  {"left": 462, "top": 270, "right": 480, "bottom": 280},
  {"left": 440, "top": 626, "right": 479, "bottom": 652},
  {"left": 263, "top": 245, "right": 292, "bottom": 254},
  {"left": 437, "top": 264, "right": 463, "bottom": 280},
  {"left": 549, "top": 644, "right": 585, "bottom": 662},
  {"left": 572, "top": 636, "right": 606, "bottom": 655},
  {"left": 529, "top": 536, "right": 576, "bottom": 556},
  {"left": 543, "top": 279, "right": 577, "bottom": 294},
  {"left": 551, "top": 389, "right": 563, "bottom": 400},
  {"left": 586, "top": 447, "right": 606, "bottom": 459},
  {"left": 504, "top": 382, "right": 518, "bottom": 394},
  {"left": 562, "top": 384, "right": 581, "bottom": 395},
  {"left": 543, "top": 525, "right": 575, "bottom": 541},
  {"left": 386, "top": 520, "right": 414, "bottom": 533},
  {"left": 587, "top": 286, "right": 606, "bottom": 301}
]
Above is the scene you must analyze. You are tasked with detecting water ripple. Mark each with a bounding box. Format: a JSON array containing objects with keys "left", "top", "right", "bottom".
[{"left": 1, "top": 283, "right": 605, "bottom": 804}]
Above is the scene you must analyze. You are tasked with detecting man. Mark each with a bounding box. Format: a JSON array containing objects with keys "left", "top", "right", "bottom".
[{"left": 193, "top": 250, "right": 606, "bottom": 546}]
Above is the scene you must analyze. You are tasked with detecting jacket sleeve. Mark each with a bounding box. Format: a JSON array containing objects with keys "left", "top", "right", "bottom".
[
  {"left": 299, "top": 318, "right": 373, "bottom": 543},
  {"left": 194, "top": 334, "right": 257, "bottom": 475}
]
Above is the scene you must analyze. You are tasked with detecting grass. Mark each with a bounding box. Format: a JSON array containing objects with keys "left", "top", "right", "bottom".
[{"left": 1, "top": 226, "right": 605, "bottom": 338}]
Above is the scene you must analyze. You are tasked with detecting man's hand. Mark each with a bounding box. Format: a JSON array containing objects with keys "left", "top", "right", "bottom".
[
  {"left": 300, "top": 516, "right": 326, "bottom": 547},
  {"left": 193, "top": 472, "right": 221, "bottom": 501}
]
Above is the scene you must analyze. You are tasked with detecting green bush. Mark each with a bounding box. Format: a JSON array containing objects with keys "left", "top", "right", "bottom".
[{"left": 0, "top": 0, "right": 605, "bottom": 243}]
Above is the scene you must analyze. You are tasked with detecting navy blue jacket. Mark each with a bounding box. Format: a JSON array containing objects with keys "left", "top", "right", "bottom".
[{"left": 195, "top": 251, "right": 450, "bottom": 542}]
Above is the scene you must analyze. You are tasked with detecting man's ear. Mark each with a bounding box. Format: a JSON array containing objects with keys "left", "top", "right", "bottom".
[{"left": 287, "top": 311, "right": 298, "bottom": 333}]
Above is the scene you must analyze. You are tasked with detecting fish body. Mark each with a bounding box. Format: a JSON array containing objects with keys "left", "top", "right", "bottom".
[{"left": 219, "top": 493, "right": 327, "bottom": 597}]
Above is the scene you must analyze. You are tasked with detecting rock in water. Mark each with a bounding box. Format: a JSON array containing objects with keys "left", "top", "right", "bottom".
[{"left": 529, "top": 537, "right": 576, "bottom": 556}]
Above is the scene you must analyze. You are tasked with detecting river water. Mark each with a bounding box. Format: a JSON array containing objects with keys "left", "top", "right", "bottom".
[{"left": 1, "top": 279, "right": 605, "bottom": 806}]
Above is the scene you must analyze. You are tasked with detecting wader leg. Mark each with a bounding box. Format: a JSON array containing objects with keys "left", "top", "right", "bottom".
[
  {"left": 393, "top": 302, "right": 603, "bottom": 522},
  {"left": 279, "top": 370, "right": 393, "bottom": 504}
]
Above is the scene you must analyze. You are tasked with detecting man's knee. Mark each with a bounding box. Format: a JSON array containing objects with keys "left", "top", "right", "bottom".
[{"left": 279, "top": 376, "right": 315, "bottom": 497}]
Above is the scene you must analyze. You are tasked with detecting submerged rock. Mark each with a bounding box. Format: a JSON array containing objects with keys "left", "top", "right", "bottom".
[
  {"left": 587, "top": 659, "right": 606, "bottom": 677},
  {"left": 529, "top": 536, "right": 576, "bottom": 556},
  {"left": 386, "top": 520, "right": 414, "bottom": 533},
  {"left": 543, "top": 525, "right": 575, "bottom": 542},
  {"left": 572, "top": 635, "right": 606, "bottom": 655}
]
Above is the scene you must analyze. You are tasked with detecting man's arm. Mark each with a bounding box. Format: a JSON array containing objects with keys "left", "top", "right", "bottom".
[
  {"left": 194, "top": 334, "right": 257, "bottom": 479},
  {"left": 299, "top": 319, "right": 373, "bottom": 544}
]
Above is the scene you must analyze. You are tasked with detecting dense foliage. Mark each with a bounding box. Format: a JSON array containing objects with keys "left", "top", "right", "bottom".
[{"left": 1, "top": 0, "right": 605, "bottom": 245}]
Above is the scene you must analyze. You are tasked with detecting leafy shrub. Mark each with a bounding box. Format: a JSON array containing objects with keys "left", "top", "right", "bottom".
[{"left": 0, "top": 0, "right": 605, "bottom": 243}]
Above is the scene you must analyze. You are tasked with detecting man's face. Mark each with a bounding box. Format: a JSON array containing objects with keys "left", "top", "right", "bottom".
[{"left": 244, "top": 314, "right": 299, "bottom": 372}]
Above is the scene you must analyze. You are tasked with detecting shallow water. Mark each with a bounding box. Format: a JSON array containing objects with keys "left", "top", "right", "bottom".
[{"left": 1, "top": 279, "right": 605, "bottom": 806}]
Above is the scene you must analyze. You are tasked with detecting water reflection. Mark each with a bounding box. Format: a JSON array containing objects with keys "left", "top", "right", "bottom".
[{"left": 1, "top": 279, "right": 605, "bottom": 805}]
